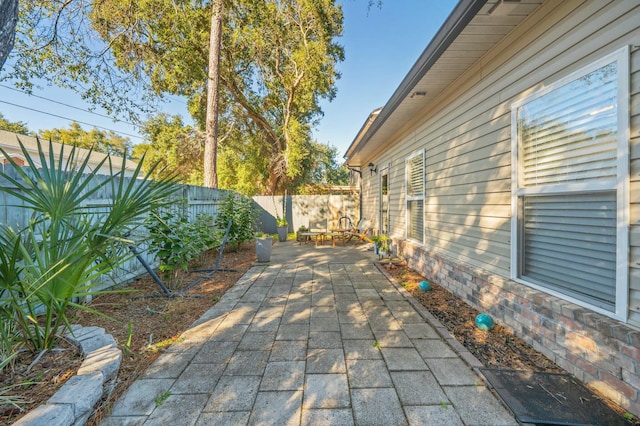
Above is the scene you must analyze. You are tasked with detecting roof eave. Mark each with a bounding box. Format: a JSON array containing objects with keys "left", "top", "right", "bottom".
[
  {"left": 344, "top": 0, "right": 488, "bottom": 162},
  {"left": 344, "top": 107, "right": 382, "bottom": 163}
]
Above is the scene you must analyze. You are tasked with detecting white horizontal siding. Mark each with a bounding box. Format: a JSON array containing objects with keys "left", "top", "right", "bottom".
[{"left": 359, "top": 0, "right": 640, "bottom": 324}]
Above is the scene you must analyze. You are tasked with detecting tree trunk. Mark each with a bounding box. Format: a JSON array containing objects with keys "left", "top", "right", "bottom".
[
  {"left": 204, "top": 0, "right": 223, "bottom": 188},
  {"left": 0, "top": 0, "right": 18, "bottom": 69}
]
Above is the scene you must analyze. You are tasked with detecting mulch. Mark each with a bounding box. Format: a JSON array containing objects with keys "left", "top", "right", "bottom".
[{"left": 1, "top": 243, "right": 257, "bottom": 426}]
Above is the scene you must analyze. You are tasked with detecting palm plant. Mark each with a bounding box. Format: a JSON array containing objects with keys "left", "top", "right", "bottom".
[{"left": 0, "top": 138, "right": 178, "bottom": 351}]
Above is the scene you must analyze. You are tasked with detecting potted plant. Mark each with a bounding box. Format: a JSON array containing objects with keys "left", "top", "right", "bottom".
[
  {"left": 379, "top": 236, "right": 391, "bottom": 258},
  {"left": 255, "top": 232, "right": 273, "bottom": 262},
  {"left": 276, "top": 215, "right": 288, "bottom": 242},
  {"left": 371, "top": 234, "right": 390, "bottom": 257},
  {"left": 296, "top": 225, "right": 309, "bottom": 243}
]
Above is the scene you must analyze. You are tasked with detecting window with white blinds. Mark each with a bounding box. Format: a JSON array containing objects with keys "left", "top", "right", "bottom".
[
  {"left": 406, "top": 151, "right": 424, "bottom": 243},
  {"left": 512, "top": 47, "right": 629, "bottom": 318}
]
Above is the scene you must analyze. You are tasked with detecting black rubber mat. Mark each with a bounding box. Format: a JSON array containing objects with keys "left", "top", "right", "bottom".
[{"left": 479, "top": 368, "right": 630, "bottom": 425}]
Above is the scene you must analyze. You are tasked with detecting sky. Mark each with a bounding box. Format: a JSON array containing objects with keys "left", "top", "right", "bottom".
[{"left": 0, "top": 1, "right": 458, "bottom": 158}]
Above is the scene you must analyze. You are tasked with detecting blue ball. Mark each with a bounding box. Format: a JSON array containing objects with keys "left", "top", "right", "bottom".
[
  {"left": 475, "top": 313, "right": 495, "bottom": 331},
  {"left": 418, "top": 280, "right": 431, "bottom": 291}
]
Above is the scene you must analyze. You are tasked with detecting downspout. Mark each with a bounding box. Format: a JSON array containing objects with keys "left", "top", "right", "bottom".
[{"left": 346, "top": 165, "right": 363, "bottom": 223}]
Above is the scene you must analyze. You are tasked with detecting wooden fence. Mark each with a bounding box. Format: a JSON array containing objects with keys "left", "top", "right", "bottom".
[
  {"left": 253, "top": 192, "right": 360, "bottom": 234},
  {"left": 0, "top": 164, "right": 232, "bottom": 290}
]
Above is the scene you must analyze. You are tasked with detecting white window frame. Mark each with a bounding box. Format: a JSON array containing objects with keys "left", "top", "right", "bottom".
[
  {"left": 406, "top": 149, "right": 425, "bottom": 244},
  {"left": 510, "top": 46, "right": 630, "bottom": 321},
  {"left": 380, "top": 164, "right": 390, "bottom": 235}
]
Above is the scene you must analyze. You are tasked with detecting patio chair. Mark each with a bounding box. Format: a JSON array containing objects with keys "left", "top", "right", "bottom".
[
  {"left": 298, "top": 219, "right": 328, "bottom": 247},
  {"left": 344, "top": 218, "right": 374, "bottom": 245},
  {"left": 328, "top": 216, "right": 354, "bottom": 247}
]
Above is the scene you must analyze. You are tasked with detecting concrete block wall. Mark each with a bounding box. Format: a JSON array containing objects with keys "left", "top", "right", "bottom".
[{"left": 399, "top": 240, "right": 640, "bottom": 417}]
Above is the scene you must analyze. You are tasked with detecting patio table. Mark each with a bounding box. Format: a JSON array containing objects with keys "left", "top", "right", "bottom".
[{"left": 298, "top": 231, "right": 325, "bottom": 246}]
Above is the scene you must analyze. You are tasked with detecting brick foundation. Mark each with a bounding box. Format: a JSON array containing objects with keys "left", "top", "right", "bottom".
[{"left": 399, "top": 240, "right": 640, "bottom": 417}]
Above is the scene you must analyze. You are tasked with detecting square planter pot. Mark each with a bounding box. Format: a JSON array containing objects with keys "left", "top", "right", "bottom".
[
  {"left": 277, "top": 226, "right": 288, "bottom": 242},
  {"left": 256, "top": 237, "right": 273, "bottom": 262}
]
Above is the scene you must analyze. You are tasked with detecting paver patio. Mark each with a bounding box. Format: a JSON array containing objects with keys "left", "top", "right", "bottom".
[{"left": 102, "top": 242, "right": 518, "bottom": 425}]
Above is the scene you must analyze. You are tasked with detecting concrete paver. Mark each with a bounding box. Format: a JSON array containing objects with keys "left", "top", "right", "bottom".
[
  {"left": 249, "top": 390, "right": 303, "bottom": 426},
  {"left": 102, "top": 242, "right": 518, "bottom": 425},
  {"left": 204, "top": 375, "right": 260, "bottom": 412},
  {"left": 444, "top": 386, "right": 519, "bottom": 426},
  {"left": 346, "top": 359, "right": 393, "bottom": 388},
  {"left": 404, "top": 405, "right": 464, "bottom": 426},
  {"left": 306, "top": 348, "right": 346, "bottom": 374},
  {"left": 303, "top": 374, "right": 350, "bottom": 409},
  {"left": 260, "top": 361, "right": 306, "bottom": 391},
  {"left": 351, "top": 388, "right": 407, "bottom": 426},
  {"left": 390, "top": 371, "right": 448, "bottom": 405},
  {"left": 170, "top": 362, "right": 224, "bottom": 394},
  {"left": 300, "top": 408, "right": 355, "bottom": 425},
  {"left": 144, "top": 393, "right": 208, "bottom": 425}
]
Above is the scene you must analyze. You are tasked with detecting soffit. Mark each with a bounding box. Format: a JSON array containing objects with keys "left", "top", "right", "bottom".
[{"left": 345, "top": 0, "right": 544, "bottom": 166}]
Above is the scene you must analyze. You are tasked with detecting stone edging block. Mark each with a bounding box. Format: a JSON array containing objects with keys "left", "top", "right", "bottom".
[{"left": 13, "top": 325, "right": 122, "bottom": 426}]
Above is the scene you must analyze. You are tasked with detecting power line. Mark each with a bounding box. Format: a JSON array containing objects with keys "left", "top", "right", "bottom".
[
  {"left": 0, "top": 84, "right": 137, "bottom": 127},
  {"left": 164, "top": 95, "right": 188, "bottom": 106},
  {"left": 0, "top": 99, "right": 144, "bottom": 140}
]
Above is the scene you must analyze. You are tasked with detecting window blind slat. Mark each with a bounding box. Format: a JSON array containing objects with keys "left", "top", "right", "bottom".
[
  {"left": 408, "top": 200, "right": 423, "bottom": 242},
  {"left": 407, "top": 154, "right": 424, "bottom": 196},
  {"left": 522, "top": 192, "right": 616, "bottom": 310}
]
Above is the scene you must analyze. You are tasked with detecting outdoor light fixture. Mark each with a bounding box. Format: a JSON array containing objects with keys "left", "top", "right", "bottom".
[{"left": 368, "top": 162, "right": 377, "bottom": 175}]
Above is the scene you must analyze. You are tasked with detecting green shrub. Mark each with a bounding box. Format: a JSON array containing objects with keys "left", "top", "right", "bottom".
[
  {"left": 215, "top": 192, "right": 258, "bottom": 251},
  {"left": 145, "top": 207, "right": 219, "bottom": 288}
]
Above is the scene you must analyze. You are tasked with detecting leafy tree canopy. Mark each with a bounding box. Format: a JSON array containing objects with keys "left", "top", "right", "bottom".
[
  {"left": 39, "top": 121, "right": 132, "bottom": 157},
  {"left": 0, "top": 112, "right": 30, "bottom": 135},
  {"left": 134, "top": 114, "right": 204, "bottom": 185},
  {"left": 138, "top": 114, "right": 348, "bottom": 196}
]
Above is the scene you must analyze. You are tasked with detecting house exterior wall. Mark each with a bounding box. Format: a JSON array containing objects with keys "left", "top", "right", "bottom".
[
  {"left": 0, "top": 130, "right": 139, "bottom": 177},
  {"left": 359, "top": 0, "right": 640, "bottom": 415}
]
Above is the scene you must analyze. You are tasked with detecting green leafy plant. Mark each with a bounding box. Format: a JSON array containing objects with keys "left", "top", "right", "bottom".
[
  {"left": 215, "top": 192, "right": 258, "bottom": 251},
  {"left": 192, "top": 212, "right": 218, "bottom": 264},
  {"left": 371, "top": 234, "right": 390, "bottom": 252},
  {"left": 145, "top": 207, "right": 218, "bottom": 288},
  {"left": 0, "top": 313, "right": 21, "bottom": 372},
  {"left": 155, "top": 390, "right": 171, "bottom": 407},
  {"left": 276, "top": 215, "right": 288, "bottom": 227},
  {"left": 0, "top": 383, "right": 31, "bottom": 412},
  {"left": 0, "top": 138, "right": 178, "bottom": 351}
]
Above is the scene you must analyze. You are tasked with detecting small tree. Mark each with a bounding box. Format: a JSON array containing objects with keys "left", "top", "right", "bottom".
[{"left": 0, "top": 138, "right": 177, "bottom": 351}]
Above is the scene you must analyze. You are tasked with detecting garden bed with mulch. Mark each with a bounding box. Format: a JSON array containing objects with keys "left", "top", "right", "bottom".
[{"left": 382, "top": 262, "right": 638, "bottom": 425}]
